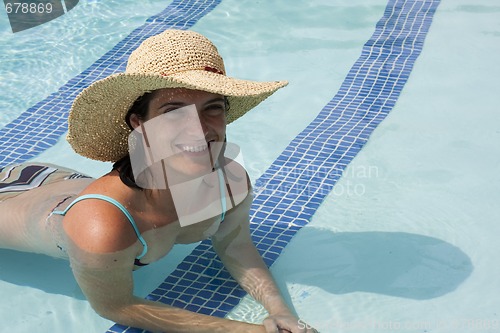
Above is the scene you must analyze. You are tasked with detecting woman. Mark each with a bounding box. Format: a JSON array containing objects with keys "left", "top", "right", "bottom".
[{"left": 0, "top": 30, "right": 317, "bottom": 333}]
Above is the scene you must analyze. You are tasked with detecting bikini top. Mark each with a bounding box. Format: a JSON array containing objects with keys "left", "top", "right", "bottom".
[{"left": 53, "top": 167, "right": 227, "bottom": 267}]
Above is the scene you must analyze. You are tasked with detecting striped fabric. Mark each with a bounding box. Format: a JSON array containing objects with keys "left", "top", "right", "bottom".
[{"left": 0, "top": 163, "right": 90, "bottom": 201}]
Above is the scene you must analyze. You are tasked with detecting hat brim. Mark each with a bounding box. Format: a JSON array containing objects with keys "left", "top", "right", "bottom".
[{"left": 67, "top": 70, "right": 288, "bottom": 162}]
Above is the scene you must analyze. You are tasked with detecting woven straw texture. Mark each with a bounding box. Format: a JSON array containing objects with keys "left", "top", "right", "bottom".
[{"left": 67, "top": 30, "right": 287, "bottom": 162}]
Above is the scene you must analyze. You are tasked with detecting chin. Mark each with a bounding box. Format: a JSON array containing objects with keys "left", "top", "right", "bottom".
[{"left": 167, "top": 158, "right": 215, "bottom": 183}]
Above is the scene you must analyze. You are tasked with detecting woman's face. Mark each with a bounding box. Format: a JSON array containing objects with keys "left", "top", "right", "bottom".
[{"left": 130, "top": 88, "right": 227, "bottom": 183}]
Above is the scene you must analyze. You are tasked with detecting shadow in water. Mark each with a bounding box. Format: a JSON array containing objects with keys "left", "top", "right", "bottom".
[
  {"left": 1, "top": 229, "right": 474, "bottom": 303},
  {"left": 274, "top": 229, "right": 473, "bottom": 300},
  {"left": 0, "top": 243, "right": 197, "bottom": 301},
  {"left": 0, "top": 249, "right": 85, "bottom": 300}
]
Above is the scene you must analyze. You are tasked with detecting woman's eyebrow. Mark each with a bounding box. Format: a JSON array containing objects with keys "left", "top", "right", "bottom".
[
  {"left": 204, "top": 97, "right": 225, "bottom": 105},
  {"left": 156, "top": 101, "right": 186, "bottom": 110},
  {"left": 156, "top": 97, "right": 225, "bottom": 110}
]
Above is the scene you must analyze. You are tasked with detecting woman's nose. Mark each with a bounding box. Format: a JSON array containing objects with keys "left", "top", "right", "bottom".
[
  {"left": 198, "top": 117, "right": 209, "bottom": 136},
  {"left": 182, "top": 111, "right": 208, "bottom": 137}
]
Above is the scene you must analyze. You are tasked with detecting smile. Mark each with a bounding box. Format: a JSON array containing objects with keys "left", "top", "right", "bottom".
[{"left": 179, "top": 144, "right": 208, "bottom": 153}]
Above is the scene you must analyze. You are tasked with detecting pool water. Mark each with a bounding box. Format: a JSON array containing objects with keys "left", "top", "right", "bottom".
[{"left": 1, "top": 0, "right": 500, "bottom": 332}]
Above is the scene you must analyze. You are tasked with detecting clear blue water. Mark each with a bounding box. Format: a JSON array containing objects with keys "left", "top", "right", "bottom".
[{"left": 1, "top": 0, "right": 500, "bottom": 332}]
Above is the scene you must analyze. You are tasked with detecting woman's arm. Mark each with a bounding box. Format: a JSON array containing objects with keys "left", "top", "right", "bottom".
[
  {"left": 63, "top": 199, "right": 266, "bottom": 333},
  {"left": 212, "top": 193, "right": 315, "bottom": 333},
  {"left": 69, "top": 251, "right": 266, "bottom": 333}
]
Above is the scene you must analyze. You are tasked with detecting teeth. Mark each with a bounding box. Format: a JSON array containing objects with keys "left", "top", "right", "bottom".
[{"left": 181, "top": 144, "right": 208, "bottom": 153}]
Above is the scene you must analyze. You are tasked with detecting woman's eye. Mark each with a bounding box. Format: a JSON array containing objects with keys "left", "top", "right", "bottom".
[
  {"left": 158, "top": 108, "right": 185, "bottom": 121},
  {"left": 204, "top": 105, "right": 225, "bottom": 116},
  {"left": 162, "top": 108, "right": 177, "bottom": 114}
]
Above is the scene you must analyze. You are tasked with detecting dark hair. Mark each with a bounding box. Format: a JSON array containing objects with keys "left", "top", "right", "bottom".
[
  {"left": 113, "top": 92, "right": 230, "bottom": 190},
  {"left": 125, "top": 92, "right": 154, "bottom": 130}
]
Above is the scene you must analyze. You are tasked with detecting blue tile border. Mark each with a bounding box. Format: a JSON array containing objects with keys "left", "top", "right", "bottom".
[
  {"left": 0, "top": 0, "right": 222, "bottom": 168},
  {"left": 106, "top": 0, "right": 441, "bottom": 331}
]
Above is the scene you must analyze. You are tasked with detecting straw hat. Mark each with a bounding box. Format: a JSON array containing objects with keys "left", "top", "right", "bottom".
[{"left": 67, "top": 29, "right": 288, "bottom": 162}]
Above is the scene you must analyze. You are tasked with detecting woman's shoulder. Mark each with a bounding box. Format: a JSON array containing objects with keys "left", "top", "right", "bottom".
[{"left": 62, "top": 172, "right": 143, "bottom": 257}]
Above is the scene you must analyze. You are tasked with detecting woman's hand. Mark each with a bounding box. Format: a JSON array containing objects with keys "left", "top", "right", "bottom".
[{"left": 263, "top": 312, "right": 319, "bottom": 333}]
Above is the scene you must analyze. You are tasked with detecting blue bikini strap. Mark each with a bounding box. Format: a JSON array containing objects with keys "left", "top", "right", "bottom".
[{"left": 53, "top": 194, "right": 148, "bottom": 260}]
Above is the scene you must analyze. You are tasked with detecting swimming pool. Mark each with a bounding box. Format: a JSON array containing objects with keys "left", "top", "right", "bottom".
[{"left": 1, "top": 0, "right": 500, "bottom": 332}]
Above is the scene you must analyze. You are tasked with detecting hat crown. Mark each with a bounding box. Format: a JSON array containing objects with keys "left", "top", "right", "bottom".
[{"left": 126, "top": 30, "right": 226, "bottom": 76}]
